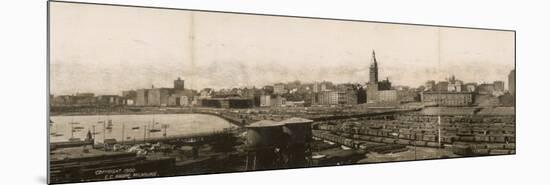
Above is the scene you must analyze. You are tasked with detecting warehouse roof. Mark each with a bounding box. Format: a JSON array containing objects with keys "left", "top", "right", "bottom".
[
  {"left": 280, "top": 117, "right": 314, "bottom": 125},
  {"left": 246, "top": 120, "right": 283, "bottom": 128}
]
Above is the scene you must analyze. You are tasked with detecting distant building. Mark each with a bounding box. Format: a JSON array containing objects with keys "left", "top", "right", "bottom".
[
  {"left": 336, "top": 85, "right": 358, "bottom": 105},
  {"left": 174, "top": 77, "right": 185, "bottom": 90},
  {"left": 313, "top": 88, "right": 357, "bottom": 106},
  {"left": 133, "top": 78, "right": 196, "bottom": 107},
  {"left": 494, "top": 81, "right": 505, "bottom": 92},
  {"left": 271, "top": 95, "right": 287, "bottom": 107},
  {"left": 365, "top": 50, "right": 395, "bottom": 104},
  {"left": 378, "top": 78, "right": 392, "bottom": 91},
  {"left": 199, "top": 88, "right": 213, "bottom": 99},
  {"left": 315, "top": 90, "right": 338, "bottom": 105},
  {"left": 74, "top": 93, "right": 96, "bottom": 105},
  {"left": 262, "top": 85, "right": 274, "bottom": 95},
  {"left": 421, "top": 91, "right": 473, "bottom": 106},
  {"left": 312, "top": 82, "right": 320, "bottom": 93},
  {"left": 135, "top": 89, "right": 149, "bottom": 106},
  {"left": 96, "top": 95, "right": 122, "bottom": 105},
  {"left": 366, "top": 83, "right": 379, "bottom": 103},
  {"left": 76, "top": 93, "right": 94, "bottom": 97},
  {"left": 147, "top": 88, "right": 171, "bottom": 106},
  {"left": 168, "top": 89, "right": 195, "bottom": 106},
  {"left": 356, "top": 85, "right": 366, "bottom": 104},
  {"left": 260, "top": 95, "right": 271, "bottom": 107},
  {"left": 53, "top": 95, "right": 75, "bottom": 106},
  {"left": 378, "top": 90, "right": 398, "bottom": 103},
  {"left": 435, "top": 81, "right": 449, "bottom": 91},
  {"left": 464, "top": 83, "right": 477, "bottom": 92},
  {"left": 477, "top": 83, "right": 495, "bottom": 95},
  {"left": 425, "top": 81, "right": 436, "bottom": 91},
  {"left": 122, "top": 90, "right": 137, "bottom": 105},
  {"left": 397, "top": 90, "right": 419, "bottom": 103},
  {"left": 200, "top": 98, "right": 254, "bottom": 109},
  {"left": 508, "top": 69, "right": 515, "bottom": 94},
  {"left": 447, "top": 75, "right": 462, "bottom": 92},
  {"left": 273, "top": 83, "right": 286, "bottom": 94},
  {"left": 338, "top": 90, "right": 357, "bottom": 105}
]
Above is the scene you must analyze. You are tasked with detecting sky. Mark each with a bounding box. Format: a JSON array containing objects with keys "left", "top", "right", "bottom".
[{"left": 49, "top": 2, "right": 515, "bottom": 95}]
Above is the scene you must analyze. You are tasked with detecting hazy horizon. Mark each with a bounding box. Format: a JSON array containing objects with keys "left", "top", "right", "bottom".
[{"left": 50, "top": 2, "right": 515, "bottom": 95}]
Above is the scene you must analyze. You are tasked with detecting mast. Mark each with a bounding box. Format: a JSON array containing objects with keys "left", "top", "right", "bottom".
[
  {"left": 103, "top": 121, "right": 106, "bottom": 144},
  {"left": 438, "top": 115, "right": 441, "bottom": 147},
  {"left": 70, "top": 118, "right": 75, "bottom": 139},
  {"left": 143, "top": 125, "right": 147, "bottom": 141},
  {"left": 121, "top": 122, "right": 125, "bottom": 144}
]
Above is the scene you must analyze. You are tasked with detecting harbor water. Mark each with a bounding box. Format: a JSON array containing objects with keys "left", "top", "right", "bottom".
[{"left": 49, "top": 113, "right": 236, "bottom": 143}]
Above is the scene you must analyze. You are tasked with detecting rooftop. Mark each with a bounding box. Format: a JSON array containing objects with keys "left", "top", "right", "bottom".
[
  {"left": 280, "top": 117, "right": 314, "bottom": 125},
  {"left": 247, "top": 120, "right": 283, "bottom": 128},
  {"left": 477, "top": 107, "right": 515, "bottom": 115}
]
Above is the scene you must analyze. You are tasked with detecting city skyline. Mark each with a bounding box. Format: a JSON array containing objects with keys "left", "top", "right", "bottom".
[{"left": 50, "top": 3, "right": 515, "bottom": 95}]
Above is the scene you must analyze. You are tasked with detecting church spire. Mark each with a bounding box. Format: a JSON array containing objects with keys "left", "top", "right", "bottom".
[
  {"left": 372, "top": 50, "right": 377, "bottom": 66},
  {"left": 369, "top": 50, "right": 379, "bottom": 83}
]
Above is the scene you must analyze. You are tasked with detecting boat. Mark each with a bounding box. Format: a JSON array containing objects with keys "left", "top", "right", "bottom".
[
  {"left": 68, "top": 138, "right": 81, "bottom": 142},
  {"left": 131, "top": 126, "right": 140, "bottom": 130},
  {"left": 149, "top": 129, "right": 161, "bottom": 133},
  {"left": 73, "top": 126, "right": 85, "bottom": 130}
]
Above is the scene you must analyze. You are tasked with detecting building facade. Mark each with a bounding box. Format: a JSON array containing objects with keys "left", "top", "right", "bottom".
[
  {"left": 273, "top": 83, "right": 286, "bottom": 94},
  {"left": 494, "top": 81, "right": 505, "bottom": 92},
  {"left": 508, "top": 69, "right": 515, "bottom": 94},
  {"left": 425, "top": 80, "right": 436, "bottom": 91},
  {"left": 260, "top": 95, "right": 271, "bottom": 107},
  {"left": 421, "top": 92, "right": 473, "bottom": 106},
  {"left": 378, "top": 90, "right": 398, "bottom": 103},
  {"left": 174, "top": 77, "right": 185, "bottom": 90}
]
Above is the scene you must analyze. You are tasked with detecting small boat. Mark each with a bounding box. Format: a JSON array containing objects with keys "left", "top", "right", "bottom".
[
  {"left": 149, "top": 129, "right": 161, "bottom": 133},
  {"left": 73, "top": 126, "right": 85, "bottom": 130},
  {"left": 69, "top": 122, "right": 80, "bottom": 125},
  {"left": 131, "top": 126, "right": 140, "bottom": 130},
  {"left": 69, "top": 138, "right": 81, "bottom": 142},
  {"left": 92, "top": 132, "right": 101, "bottom": 135},
  {"left": 53, "top": 133, "right": 64, "bottom": 137}
]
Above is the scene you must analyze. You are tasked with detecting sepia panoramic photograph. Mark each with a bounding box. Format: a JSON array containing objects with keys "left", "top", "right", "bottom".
[{"left": 48, "top": 1, "right": 515, "bottom": 184}]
